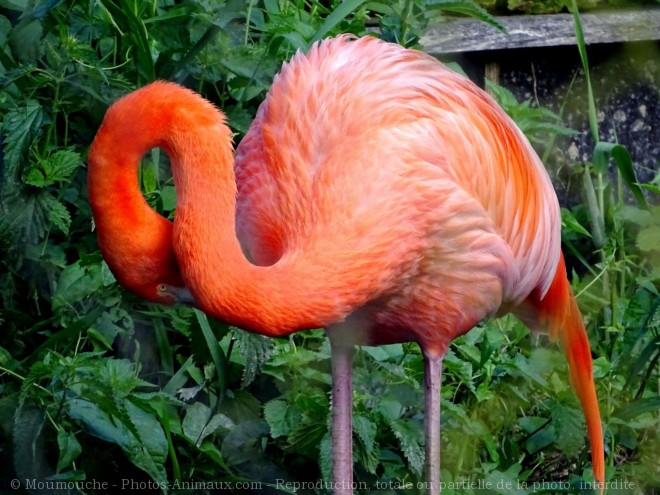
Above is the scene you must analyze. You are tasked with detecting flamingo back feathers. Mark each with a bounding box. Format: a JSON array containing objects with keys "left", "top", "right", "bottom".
[{"left": 236, "top": 35, "right": 561, "bottom": 317}]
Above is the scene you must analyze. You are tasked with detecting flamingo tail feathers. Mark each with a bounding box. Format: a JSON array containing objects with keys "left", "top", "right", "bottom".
[{"left": 521, "top": 253, "right": 605, "bottom": 491}]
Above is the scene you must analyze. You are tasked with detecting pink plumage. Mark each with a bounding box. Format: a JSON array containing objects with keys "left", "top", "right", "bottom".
[{"left": 88, "top": 34, "right": 604, "bottom": 494}]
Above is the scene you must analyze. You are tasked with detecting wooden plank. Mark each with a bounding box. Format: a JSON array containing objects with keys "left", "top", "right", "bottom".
[{"left": 421, "top": 9, "right": 660, "bottom": 55}]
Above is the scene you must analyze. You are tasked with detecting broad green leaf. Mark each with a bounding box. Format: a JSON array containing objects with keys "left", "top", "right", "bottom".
[
  {"left": 614, "top": 397, "right": 660, "bottom": 422},
  {"left": 1, "top": 188, "right": 72, "bottom": 244},
  {"left": 141, "top": 160, "right": 158, "bottom": 194},
  {"left": 86, "top": 327, "right": 113, "bottom": 350},
  {"left": 182, "top": 402, "right": 233, "bottom": 446},
  {"left": 361, "top": 343, "right": 403, "bottom": 361},
  {"left": 444, "top": 348, "right": 475, "bottom": 392},
  {"left": 67, "top": 398, "right": 167, "bottom": 483},
  {"left": 264, "top": 399, "right": 300, "bottom": 438},
  {"left": 220, "top": 420, "right": 268, "bottom": 466},
  {"left": 376, "top": 396, "right": 404, "bottom": 422},
  {"left": 0, "top": 14, "right": 12, "bottom": 48},
  {"left": 219, "top": 389, "right": 261, "bottom": 424},
  {"left": 287, "top": 418, "right": 327, "bottom": 453},
  {"left": 550, "top": 400, "right": 584, "bottom": 454},
  {"left": 56, "top": 429, "right": 82, "bottom": 473},
  {"left": 46, "top": 470, "right": 86, "bottom": 481},
  {"left": 52, "top": 260, "right": 103, "bottom": 311},
  {"left": 509, "top": 354, "right": 548, "bottom": 388},
  {"left": 484, "top": 463, "right": 527, "bottom": 495},
  {"left": 487, "top": 80, "right": 573, "bottom": 144},
  {"left": 0, "top": 1, "right": 27, "bottom": 12},
  {"left": 616, "top": 204, "right": 656, "bottom": 226},
  {"left": 9, "top": 18, "right": 43, "bottom": 63},
  {"left": 636, "top": 225, "right": 660, "bottom": 253},
  {"left": 518, "top": 416, "right": 555, "bottom": 454},
  {"left": 160, "top": 185, "right": 177, "bottom": 211}
]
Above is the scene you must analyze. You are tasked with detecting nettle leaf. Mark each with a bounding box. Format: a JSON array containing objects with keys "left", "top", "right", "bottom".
[
  {"left": 52, "top": 259, "right": 103, "bottom": 311},
  {"left": 182, "top": 402, "right": 233, "bottom": 446},
  {"left": 2, "top": 188, "right": 70, "bottom": 243},
  {"left": 160, "top": 185, "right": 177, "bottom": 211},
  {"left": 230, "top": 326, "right": 273, "bottom": 388},
  {"left": 549, "top": 399, "right": 584, "bottom": 454},
  {"left": 287, "top": 419, "right": 327, "bottom": 453},
  {"left": 354, "top": 414, "right": 379, "bottom": 474},
  {"left": 219, "top": 389, "right": 261, "bottom": 424},
  {"left": 43, "top": 194, "right": 72, "bottom": 235},
  {"left": 264, "top": 399, "right": 301, "bottom": 438},
  {"left": 9, "top": 18, "right": 43, "bottom": 63},
  {"left": 1, "top": 100, "right": 46, "bottom": 188},
  {"left": 67, "top": 398, "right": 167, "bottom": 483},
  {"left": 319, "top": 433, "right": 333, "bottom": 482},
  {"left": 24, "top": 150, "right": 81, "bottom": 187},
  {"left": 484, "top": 463, "right": 526, "bottom": 495},
  {"left": 220, "top": 420, "right": 268, "bottom": 466},
  {"left": 519, "top": 416, "right": 555, "bottom": 454},
  {"left": 390, "top": 418, "right": 424, "bottom": 476},
  {"left": 96, "top": 358, "right": 153, "bottom": 397},
  {"left": 56, "top": 428, "right": 82, "bottom": 472},
  {"left": 510, "top": 354, "right": 548, "bottom": 388},
  {"left": 636, "top": 224, "right": 660, "bottom": 253}
]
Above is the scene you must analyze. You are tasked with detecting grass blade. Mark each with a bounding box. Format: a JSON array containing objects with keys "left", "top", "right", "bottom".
[
  {"left": 194, "top": 309, "right": 227, "bottom": 399},
  {"left": 310, "top": 0, "right": 370, "bottom": 44},
  {"left": 425, "top": 0, "right": 505, "bottom": 32},
  {"left": 594, "top": 142, "right": 649, "bottom": 209},
  {"left": 570, "top": 0, "right": 598, "bottom": 143}
]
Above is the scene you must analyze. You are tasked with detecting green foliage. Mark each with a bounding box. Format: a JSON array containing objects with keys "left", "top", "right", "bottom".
[
  {"left": 486, "top": 79, "right": 575, "bottom": 148},
  {"left": 0, "top": 0, "right": 658, "bottom": 493},
  {"left": 476, "top": 0, "right": 659, "bottom": 14}
]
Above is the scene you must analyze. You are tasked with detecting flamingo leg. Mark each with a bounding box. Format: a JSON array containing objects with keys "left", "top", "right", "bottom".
[
  {"left": 424, "top": 353, "right": 443, "bottom": 495},
  {"left": 329, "top": 338, "right": 355, "bottom": 495}
]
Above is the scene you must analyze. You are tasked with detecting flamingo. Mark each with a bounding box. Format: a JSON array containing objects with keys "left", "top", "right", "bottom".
[{"left": 88, "top": 35, "right": 605, "bottom": 494}]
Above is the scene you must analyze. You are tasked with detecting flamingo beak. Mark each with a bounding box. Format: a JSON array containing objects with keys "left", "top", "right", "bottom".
[{"left": 170, "top": 286, "right": 196, "bottom": 306}]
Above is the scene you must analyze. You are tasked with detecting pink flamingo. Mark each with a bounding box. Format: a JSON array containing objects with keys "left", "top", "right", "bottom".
[{"left": 88, "top": 35, "right": 604, "bottom": 494}]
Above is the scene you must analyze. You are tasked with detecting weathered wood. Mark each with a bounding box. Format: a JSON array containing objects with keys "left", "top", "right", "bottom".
[{"left": 421, "top": 9, "right": 660, "bottom": 55}]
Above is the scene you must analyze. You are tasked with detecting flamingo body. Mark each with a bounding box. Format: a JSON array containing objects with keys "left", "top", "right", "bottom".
[
  {"left": 88, "top": 35, "right": 604, "bottom": 493},
  {"left": 234, "top": 35, "right": 559, "bottom": 357}
]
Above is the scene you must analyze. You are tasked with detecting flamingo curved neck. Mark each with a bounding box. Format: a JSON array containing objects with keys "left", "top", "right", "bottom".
[
  {"left": 172, "top": 142, "right": 339, "bottom": 334},
  {"left": 95, "top": 82, "right": 349, "bottom": 336}
]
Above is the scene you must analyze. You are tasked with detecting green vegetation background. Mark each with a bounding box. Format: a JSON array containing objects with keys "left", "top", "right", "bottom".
[{"left": 0, "top": 1, "right": 658, "bottom": 493}]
